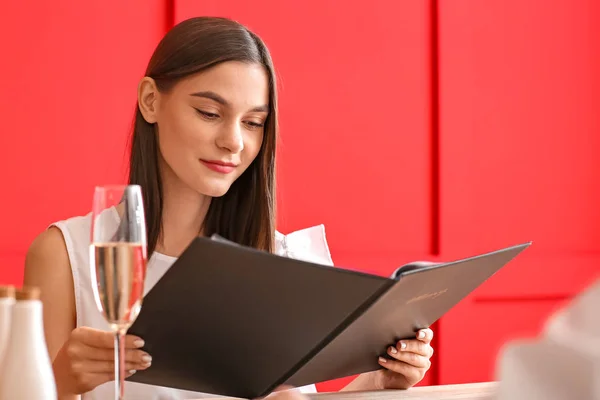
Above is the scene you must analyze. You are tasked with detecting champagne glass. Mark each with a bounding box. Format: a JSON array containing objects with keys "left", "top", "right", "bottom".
[{"left": 90, "top": 185, "right": 147, "bottom": 400}]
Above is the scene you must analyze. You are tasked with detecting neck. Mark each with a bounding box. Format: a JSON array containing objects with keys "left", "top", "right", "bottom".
[{"left": 156, "top": 172, "right": 211, "bottom": 258}]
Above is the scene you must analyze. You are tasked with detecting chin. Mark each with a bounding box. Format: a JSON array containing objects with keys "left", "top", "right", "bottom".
[{"left": 196, "top": 181, "right": 232, "bottom": 198}]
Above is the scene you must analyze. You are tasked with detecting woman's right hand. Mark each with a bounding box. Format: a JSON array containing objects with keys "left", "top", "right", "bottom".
[{"left": 52, "top": 327, "right": 152, "bottom": 396}]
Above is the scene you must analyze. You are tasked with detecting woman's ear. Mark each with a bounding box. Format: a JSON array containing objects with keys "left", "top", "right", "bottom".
[{"left": 138, "top": 77, "right": 160, "bottom": 123}]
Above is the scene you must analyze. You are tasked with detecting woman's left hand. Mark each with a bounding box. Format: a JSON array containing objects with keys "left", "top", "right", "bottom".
[{"left": 375, "top": 328, "right": 434, "bottom": 389}]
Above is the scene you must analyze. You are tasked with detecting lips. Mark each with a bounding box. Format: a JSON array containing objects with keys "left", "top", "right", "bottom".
[{"left": 199, "top": 159, "right": 238, "bottom": 174}]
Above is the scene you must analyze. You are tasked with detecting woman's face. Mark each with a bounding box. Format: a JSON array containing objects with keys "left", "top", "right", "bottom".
[{"left": 138, "top": 61, "right": 269, "bottom": 197}]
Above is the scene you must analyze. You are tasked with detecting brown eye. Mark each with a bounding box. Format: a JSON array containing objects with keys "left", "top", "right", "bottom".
[
  {"left": 195, "top": 109, "right": 219, "bottom": 120},
  {"left": 244, "top": 120, "right": 264, "bottom": 129}
]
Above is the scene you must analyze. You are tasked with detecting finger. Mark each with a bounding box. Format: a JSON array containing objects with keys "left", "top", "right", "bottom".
[
  {"left": 74, "top": 359, "right": 152, "bottom": 374},
  {"left": 416, "top": 328, "right": 434, "bottom": 343},
  {"left": 71, "top": 343, "right": 152, "bottom": 364},
  {"left": 395, "top": 339, "right": 433, "bottom": 358},
  {"left": 73, "top": 327, "right": 145, "bottom": 349},
  {"left": 386, "top": 346, "right": 431, "bottom": 368},
  {"left": 125, "top": 349, "right": 152, "bottom": 365},
  {"left": 378, "top": 357, "right": 424, "bottom": 384},
  {"left": 124, "top": 334, "right": 146, "bottom": 349},
  {"left": 72, "top": 327, "right": 114, "bottom": 348}
]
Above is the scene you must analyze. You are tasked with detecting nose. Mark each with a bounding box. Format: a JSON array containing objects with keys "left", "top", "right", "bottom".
[{"left": 215, "top": 122, "right": 244, "bottom": 153}]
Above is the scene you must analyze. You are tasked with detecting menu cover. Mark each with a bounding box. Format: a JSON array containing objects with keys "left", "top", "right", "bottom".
[{"left": 127, "top": 237, "right": 531, "bottom": 398}]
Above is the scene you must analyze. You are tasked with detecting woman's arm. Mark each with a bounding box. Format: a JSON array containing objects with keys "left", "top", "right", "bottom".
[{"left": 23, "top": 227, "right": 151, "bottom": 399}]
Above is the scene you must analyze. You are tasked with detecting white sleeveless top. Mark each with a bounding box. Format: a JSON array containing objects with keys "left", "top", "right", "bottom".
[{"left": 52, "top": 209, "right": 334, "bottom": 400}]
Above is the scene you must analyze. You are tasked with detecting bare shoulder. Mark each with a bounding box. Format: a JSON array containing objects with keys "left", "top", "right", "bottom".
[
  {"left": 24, "top": 225, "right": 74, "bottom": 299},
  {"left": 24, "top": 226, "right": 76, "bottom": 360},
  {"left": 25, "top": 226, "right": 70, "bottom": 267},
  {"left": 24, "top": 226, "right": 74, "bottom": 290}
]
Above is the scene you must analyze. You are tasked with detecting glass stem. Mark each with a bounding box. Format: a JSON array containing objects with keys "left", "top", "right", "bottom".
[{"left": 115, "top": 328, "right": 126, "bottom": 400}]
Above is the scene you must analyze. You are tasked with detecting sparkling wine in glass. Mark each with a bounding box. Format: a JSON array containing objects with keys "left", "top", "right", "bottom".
[{"left": 90, "top": 185, "right": 147, "bottom": 400}]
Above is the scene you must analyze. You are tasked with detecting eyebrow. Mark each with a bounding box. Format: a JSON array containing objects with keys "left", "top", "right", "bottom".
[{"left": 190, "top": 91, "right": 269, "bottom": 113}]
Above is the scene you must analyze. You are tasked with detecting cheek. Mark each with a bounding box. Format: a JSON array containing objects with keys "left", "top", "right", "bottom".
[
  {"left": 157, "top": 111, "right": 204, "bottom": 159},
  {"left": 242, "top": 132, "right": 264, "bottom": 164}
]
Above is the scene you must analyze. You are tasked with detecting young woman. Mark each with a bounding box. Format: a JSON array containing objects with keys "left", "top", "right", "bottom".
[{"left": 23, "top": 16, "right": 434, "bottom": 400}]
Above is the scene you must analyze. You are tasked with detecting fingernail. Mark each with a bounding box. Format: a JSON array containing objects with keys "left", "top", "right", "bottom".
[
  {"left": 400, "top": 341, "right": 407, "bottom": 350},
  {"left": 129, "top": 370, "right": 137, "bottom": 374},
  {"left": 133, "top": 339, "right": 145, "bottom": 348},
  {"left": 142, "top": 355, "right": 152, "bottom": 363},
  {"left": 389, "top": 346, "right": 397, "bottom": 354},
  {"left": 378, "top": 357, "right": 387, "bottom": 363},
  {"left": 418, "top": 331, "right": 426, "bottom": 339}
]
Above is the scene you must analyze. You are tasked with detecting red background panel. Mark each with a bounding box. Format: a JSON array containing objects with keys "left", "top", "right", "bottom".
[
  {"left": 437, "top": 0, "right": 600, "bottom": 384},
  {"left": 0, "top": 1, "right": 167, "bottom": 284},
  {"left": 470, "top": 253, "right": 600, "bottom": 299}
]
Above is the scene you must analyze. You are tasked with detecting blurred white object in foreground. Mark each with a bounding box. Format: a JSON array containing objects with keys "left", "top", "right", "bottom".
[{"left": 496, "top": 278, "right": 600, "bottom": 400}]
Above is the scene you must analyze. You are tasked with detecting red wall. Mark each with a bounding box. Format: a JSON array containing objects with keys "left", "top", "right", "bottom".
[
  {"left": 1, "top": 0, "right": 598, "bottom": 392},
  {"left": 0, "top": 0, "right": 167, "bottom": 283},
  {"left": 437, "top": 0, "right": 600, "bottom": 384}
]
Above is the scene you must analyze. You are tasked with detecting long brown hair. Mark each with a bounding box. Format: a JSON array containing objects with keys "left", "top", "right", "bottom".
[{"left": 128, "top": 17, "right": 277, "bottom": 257}]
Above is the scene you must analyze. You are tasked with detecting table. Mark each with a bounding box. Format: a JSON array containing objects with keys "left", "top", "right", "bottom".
[
  {"left": 195, "top": 382, "right": 498, "bottom": 400},
  {"left": 308, "top": 382, "right": 497, "bottom": 400}
]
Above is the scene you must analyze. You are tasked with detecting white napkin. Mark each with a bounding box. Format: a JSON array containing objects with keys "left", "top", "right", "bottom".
[{"left": 496, "top": 278, "right": 600, "bottom": 400}]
